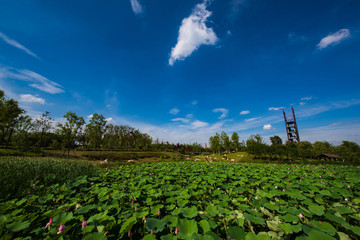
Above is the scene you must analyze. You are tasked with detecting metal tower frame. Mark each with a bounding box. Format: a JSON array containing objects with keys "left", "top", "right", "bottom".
[{"left": 282, "top": 107, "right": 300, "bottom": 142}]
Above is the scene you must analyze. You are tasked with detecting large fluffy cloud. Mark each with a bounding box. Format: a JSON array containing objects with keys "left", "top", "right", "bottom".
[{"left": 169, "top": 1, "right": 218, "bottom": 65}]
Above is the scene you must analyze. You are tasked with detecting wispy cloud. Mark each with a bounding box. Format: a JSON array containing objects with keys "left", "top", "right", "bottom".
[
  {"left": 245, "top": 117, "right": 261, "bottom": 123},
  {"left": 0, "top": 32, "right": 38, "bottom": 58},
  {"left": 317, "top": 29, "right": 350, "bottom": 50},
  {"left": 268, "top": 107, "right": 284, "bottom": 111},
  {"left": 105, "top": 117, "right": 114, "bottom": 123},
  {"left": 169, "top": 108, "right": 180, "bottom": 115},
  {"left": 20, "top": 94, "right": 45, "bottom": 104},
  {"left": 300, "top": 96, "right": 313, "bottom": 101},
  {"left": 0, "top": 67, "right": 64, "bottom": 94},
  {"left": 240, "top": 110, "right": 250, "bottom": 115},
  {"left": 191, "top": 120, "right": 209, "bottom": 129},
  {"left": 130, "top": 0, "right": 144, "bottom": 15},
  {"left": 171, "top": 118, "right": 190, "bottom": 124},
  {"left": 169, "top": 1, "right": 218, "bottom": 65},
  {"left": 213, "top": 108, "right": 229, "bottom": 119},
  {"left": 191, "top": 100, "right": 198, "bottom": 105}
]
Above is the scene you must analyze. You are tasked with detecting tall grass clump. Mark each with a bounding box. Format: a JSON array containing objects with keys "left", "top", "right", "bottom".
[{"left": 0, "top": 157, "right": 97, "bottom": 200}]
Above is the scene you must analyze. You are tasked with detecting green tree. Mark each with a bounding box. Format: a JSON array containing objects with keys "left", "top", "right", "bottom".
[
  {"left": 270, "top": 135, "right": 283, "bottom": 145},
  {"left": 0, "top": 90, "right": 24, "bottom": 147},
  {"left": 231, "top": 132, "right": 240, "bottom": 152},
  {"left": 86, "top": 113, "right": 106, "bottom": 151},
  {"left": 246, "top": 134, "right": 267, "bottom": 159},
  {"left": 56, "top": 112, "right": 85, "bottom": 158},
  {"left": 337, "top": 141, "right": 360, "bottom": 162},
  {"left": 285, "top": 141, "right": 298, "bottom": 160},
  {"left": 313, "top": 141, "right": 332, "bottom": 156},
  {"left": 33, "top": 111, "right": 53, "bottom": 149},
  {"left": 297, "top": 141, "right": 313, "bottom": 160},
  {"left": 13, "top": 115, "right": 34, "bottom": 154},
  {"left": 220, "top": 131, "right": 231, "bottom": 153},
  {"left": 209, "top": 133, "right": 221, "bottom": 154}
]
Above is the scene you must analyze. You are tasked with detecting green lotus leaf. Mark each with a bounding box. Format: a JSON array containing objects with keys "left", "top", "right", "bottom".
[
  {"left": 52, "top": 212, "right": 73, "bottom": 225},
  {"left": 280, "top": 213, "right": 298, "bottom": 223},
  {"left": 199, "top": 220, "right": 211, "bottom": 233},
  {"left": 337, "top": 232, "right": 351, "bottom": 240},
  {"left": 163, "top": 215, "right": 178, "bottom": 227},
  {"left": 206, "top": 205, "right": 219, "bottom": 217},
  {"left": 307, "top": 230, "right": 336, "bottom": 240},
  {"left": 75, "top": 204, "right": 96, "bottom": 214},
  {"left": 279, "top": 223, "right": 293, "bottom": 234},
  {"left": 308, "top": 205, "right": 324, "bottom": 216},
  {"left": 160, "top": 234, "right": 177, "bottom": 240},
  {"left": 119, "top": 216, "right": 137, "bottom": 234},
  {"left": 311, "top": 221, "right": 336, "bottom": 235},
  {"left": 263, "top": 202, "right": 278, "bottom": 211},
  {"left": 181, "top": 206, "right": 197, "bottom": 218},
  {"left": 244, "top": 214, "right": 265, "bottom": 225},
  {"left": 177, "top": 218, "right": 198, "bottom": 238},
  {"left": 336, "top": 206, "right": 354, "bottom": 214},
  {"left": 6, "top": 220, "right": 30, "bottom": 232},
  {"left": 145, "top": 218, "right": 166, "bottom": 233},
  {"left": 228, "top": 226, "right": 246, "bottom": 240},
  {"left": 143, "top": 233, "right": 157, "bottom": 240},
  {"left": 83, "top": 232, "right": 107, "bottom": 240}
]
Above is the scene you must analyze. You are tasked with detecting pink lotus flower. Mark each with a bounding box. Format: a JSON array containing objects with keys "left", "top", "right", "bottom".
[
  {"left": 57, "top": 225, "right": 65, "bottom": 234},
  {"left": 122, "top": 187, "right": 125, "bottom": 191},
  {"left": 128, "top": 230, "right": 131, "bottom": 237},
  {"left": 175, "top": 228, "right": 178, "bottom": 235},
  {"left": 158, "top": 209, "right": 161, "bottom": 215},
  {"left": 45, "top": 218, "right": 53, "bottom": 228},
  {"left": 135, "top": 206, "right": 137, "bottom": 211},
  {"left": 81, "top": 221, "right": 87, "bottom": 228},
  {"left": 32, "top": 184, "right": 36, "bottom": 188},
  {"left": 299, "top": 213, "right": 304, "bottom": 218},
  {"left": 131, "top": 200, "right": 134, "bottom": 204},
  {"left": 348, "top": 185, "right": 350, "bottom": 188}
]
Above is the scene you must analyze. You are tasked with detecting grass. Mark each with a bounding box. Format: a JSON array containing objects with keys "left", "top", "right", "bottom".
[{"left": 0, "top": 157, "right": 98, "bottom": 200}]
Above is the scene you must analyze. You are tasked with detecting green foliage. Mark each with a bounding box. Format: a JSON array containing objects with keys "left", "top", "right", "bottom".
[
  {"left": 0, "top": 161, "right": 359, "bottom": 239},
  {"left": 0, "top": 157, "right": 96, "bottom": 199}
]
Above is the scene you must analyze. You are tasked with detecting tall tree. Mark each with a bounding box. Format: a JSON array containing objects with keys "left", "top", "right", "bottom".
[
  {"left": 56, "top": 112, "right": 85, "bottom": 158},
  {"left": 231, "top": 132, "right": 240, "bottom": 152},
  {"left": 297, "top": 141, "right": 313, "bottom": 160},
  {"left": 0, "top": 90, "right": 24, "bottom": 147},
  {"left": 209, "top": 133, "right": 221, "bottom": 154},
  {"left": 13, "top": 115, "right": 34, "bottom": 154},
  {"left": 33, "top": 111, "right": 53, "bottom": 149},
  {"left": 270, "top": 135, "right": 283, "bottom": 145},
  {"left": 220, "top": 131, "right": 231, "bottom": 153},
  {"left": 86, "top": 113, "right": 106, "bottom": 151}
]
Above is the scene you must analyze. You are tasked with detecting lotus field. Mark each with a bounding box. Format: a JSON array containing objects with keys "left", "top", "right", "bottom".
[{"left": 1, "top": 161, "right": 360, "bottom": 240}]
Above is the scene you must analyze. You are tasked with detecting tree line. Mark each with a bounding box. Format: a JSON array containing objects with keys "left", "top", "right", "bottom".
[
  {"left": 0, "top": 90, "right": 204, "bottom": 157},
  {"left": 209, "top": 132, "right": 360, "bottom": 162}
]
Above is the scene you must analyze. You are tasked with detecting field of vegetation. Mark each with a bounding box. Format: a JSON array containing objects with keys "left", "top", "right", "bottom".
[{"left": 1, "top": 159, "right": 359, "bottom": 240}]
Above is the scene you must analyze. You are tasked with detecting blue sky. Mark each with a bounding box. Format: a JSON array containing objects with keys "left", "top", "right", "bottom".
[{"left": 0, "top": 0, "right": 359, "bottom": 145}]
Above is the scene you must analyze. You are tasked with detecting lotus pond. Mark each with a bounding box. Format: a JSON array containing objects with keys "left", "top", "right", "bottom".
[{"left": 1, "top": 161, "right": 360, "bottom": 240}]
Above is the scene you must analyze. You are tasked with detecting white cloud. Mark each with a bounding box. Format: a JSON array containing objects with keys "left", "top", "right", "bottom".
[
  {"left": 0, "top": 32, "right": 38, "bottom": 58},
  {"left": 171, "top": 118, "right": 190, "bottom": 124},
  {"left": 105, "top": 117, "right": 113, "bottom": 123},
  {"left": 191, "top": 100, "right": 198, "bottom": 105},
  {"left": 20, "top": 94, "right": 45, "bottom": 104},
  {"left": 169, "top": 1, "right": 218, "bottom": 65},
  {"left": 317, "top": 29, "right": 350, "bottom": 50},
  {"left": 240, "top": 110, "right": 250, "bottom": 115},
  {"left": 213, "top": 108, "right": 229, "bottom": 119},
  {"left": 191, "top": 120, "right": 209, "bottom": 129},
  {"left": 130, "top": 0, "right": 144, "bottom": 15},
  {"left": 87, "top": 114, "right": 93, "bottom": 119},
  {"left": 0, "top": 67, "right": 64, "bottom": 94},
  {"left": 299, "top": 102, "right": 306, "bottom": 106},
  {"left": 300, "top": 96, "right": 313, "bottom": 101},
  {"left": 186, "top": 114, "right": 194, "bottom": 118},
  {"left": 263, "top": 124, "right": 273, "bottom": 130},
  {"left": 268, "top": 107, "right": 284, "bottom": 111},
  {"left": 245, "top": 117, "right": 261, "bottom": 123},
  {"left": 169, "top": 108, "right": 180, "bottom": 115}
]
